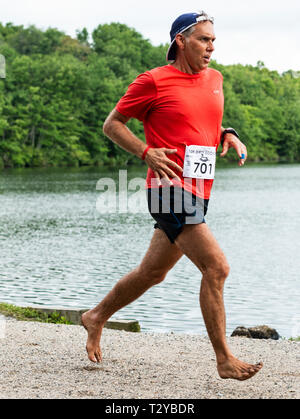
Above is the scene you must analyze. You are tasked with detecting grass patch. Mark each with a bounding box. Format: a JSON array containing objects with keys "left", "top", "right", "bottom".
[
  {"left": 289, "top": 336, "right": 300, "bottom": 342},
  {"left": 0, "top": 302, "right": 71, "bottom": 324}
]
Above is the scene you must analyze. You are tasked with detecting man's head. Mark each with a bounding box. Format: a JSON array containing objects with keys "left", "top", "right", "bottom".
[{"left": 166, "top": 11, "right": 216, "bottom": 72}]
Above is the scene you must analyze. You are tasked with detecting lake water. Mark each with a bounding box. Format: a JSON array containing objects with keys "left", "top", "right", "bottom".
[{"left": 0, "top": 163, "right": 299, "bottom": 338}]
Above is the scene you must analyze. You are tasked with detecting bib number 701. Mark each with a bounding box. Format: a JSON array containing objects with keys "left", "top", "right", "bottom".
[
  {"left": 194, "top": 162, "right": 213, "bottom": 176},
  {"left": 183, "top": 145, "right": 216, "bottom": 180}
]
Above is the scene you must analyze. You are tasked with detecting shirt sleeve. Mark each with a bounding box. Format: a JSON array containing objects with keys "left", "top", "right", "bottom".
[{"left": 116, "top": 72, "right": 157, "bottom": 122}]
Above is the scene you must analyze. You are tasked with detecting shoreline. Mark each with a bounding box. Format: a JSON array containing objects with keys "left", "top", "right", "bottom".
[
  {"left": 0, "top": 302, "right": 298, "bottom": 340},
  {"left": 0, "top": 318, "right": 299, "bottom": 399}
]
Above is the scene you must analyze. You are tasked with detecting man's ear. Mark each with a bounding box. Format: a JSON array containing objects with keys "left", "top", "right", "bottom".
[{"left": 175, "top": 33, "right": 185, "bottom": 51}]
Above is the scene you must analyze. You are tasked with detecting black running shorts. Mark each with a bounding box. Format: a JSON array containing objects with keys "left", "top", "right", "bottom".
[{"left": 147, "top": 186, "right": 209, "bottom": 243}]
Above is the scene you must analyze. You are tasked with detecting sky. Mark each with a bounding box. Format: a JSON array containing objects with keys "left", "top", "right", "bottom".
[{"left": 0, "top": 0, "right": 299, "bottom": 73}]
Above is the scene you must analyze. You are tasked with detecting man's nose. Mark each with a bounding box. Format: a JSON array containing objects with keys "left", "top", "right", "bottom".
[{"left": 208, "top": 41, "right": 214, "bottom": 51}]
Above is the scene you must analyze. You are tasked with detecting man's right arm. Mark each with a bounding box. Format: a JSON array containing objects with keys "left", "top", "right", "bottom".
[
  {"left": 103, "top": 108, "right": 147, "bottom": 159},
  {"left": 103, "top": 109, "right": 182, "bottom": 182}
]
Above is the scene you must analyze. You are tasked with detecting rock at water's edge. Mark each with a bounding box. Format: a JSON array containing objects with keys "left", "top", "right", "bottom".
[
  {"left": 231, "top": 325, "right": 280, "bottom": 340},
  {"left": 231, "top": 326, "right": 252, "bottom": 338}
]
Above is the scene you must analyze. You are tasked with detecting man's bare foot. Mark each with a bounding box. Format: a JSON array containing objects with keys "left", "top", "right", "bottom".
[
  {"left": 217, "top": 356, "right": 263, "bottom": 381},
  {"left": 81, "top": 310, "right": 104, "bottom": 363}
]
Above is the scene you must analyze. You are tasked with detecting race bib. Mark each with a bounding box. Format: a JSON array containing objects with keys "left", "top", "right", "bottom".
[{"left": 183, "top": 145, "right": 216, "bottom": 180}]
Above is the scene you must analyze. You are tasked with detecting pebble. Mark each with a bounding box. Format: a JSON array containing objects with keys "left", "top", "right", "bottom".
[{"left": 0, "top": 319, "right": 299, "bottom": 399}]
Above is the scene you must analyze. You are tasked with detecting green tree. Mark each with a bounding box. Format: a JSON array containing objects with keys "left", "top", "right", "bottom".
[{"left": 0, "top": 22, "right": 299, "bottom": 169}]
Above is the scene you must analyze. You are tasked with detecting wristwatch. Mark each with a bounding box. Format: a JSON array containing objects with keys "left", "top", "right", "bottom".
[{"left": 221, "top": 128, "right": 239, "bottom": 146}]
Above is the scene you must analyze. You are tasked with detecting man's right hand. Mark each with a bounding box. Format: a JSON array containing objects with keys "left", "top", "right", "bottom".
[
  {"left": 103, "top": 109, "right": 183, "bottom": 184},
  {"left": 144, "top": 147, "right": 183, "bottom": 185}
]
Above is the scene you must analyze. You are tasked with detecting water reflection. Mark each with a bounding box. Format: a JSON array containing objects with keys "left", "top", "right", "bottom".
[{"left": 0, "top": 165, "right": 299, "bottom": 338}]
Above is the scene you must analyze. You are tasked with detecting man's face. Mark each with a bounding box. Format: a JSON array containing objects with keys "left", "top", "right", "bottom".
[{"left": 180, "top": 21, "right": 216, "bottom": 72}]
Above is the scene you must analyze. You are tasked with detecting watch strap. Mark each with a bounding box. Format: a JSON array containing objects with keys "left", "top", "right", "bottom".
[{"left": 221, "top": 128, "right": 239, "bottom": 146}]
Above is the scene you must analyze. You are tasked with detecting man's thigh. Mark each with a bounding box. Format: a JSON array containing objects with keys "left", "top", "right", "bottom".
[
  {"left": 175, "top": 223, "right": 229, "bottom": 274},
  {"left": 139, "top": 228, "right": 183, "bottom": 276}
]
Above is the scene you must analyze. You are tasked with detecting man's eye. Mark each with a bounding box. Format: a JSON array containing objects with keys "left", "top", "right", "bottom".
[{"left": 199, "top": 37, "right": 215, "bottom": 43}]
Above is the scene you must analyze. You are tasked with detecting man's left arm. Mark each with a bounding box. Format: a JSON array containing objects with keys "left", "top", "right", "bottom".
[{"left": 220, "top": 127, "right": 247, "bottom": 167}]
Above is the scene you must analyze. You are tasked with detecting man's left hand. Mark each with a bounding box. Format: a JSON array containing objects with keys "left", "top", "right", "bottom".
[{"left": 220, "top": 134, "right": 247, "bottom": 166}]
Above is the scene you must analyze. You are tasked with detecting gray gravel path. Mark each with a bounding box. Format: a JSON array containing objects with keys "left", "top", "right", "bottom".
[{"left": 0, "top": 318, "right": 299, "bottom": 399}]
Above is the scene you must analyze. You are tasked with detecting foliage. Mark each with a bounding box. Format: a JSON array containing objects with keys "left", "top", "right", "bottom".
[
  {"left": 0, "top": 302, "right": 71, "bottom": 324},
  {"left": 0, "top": 22, "right": 300, "bottom": 169}
]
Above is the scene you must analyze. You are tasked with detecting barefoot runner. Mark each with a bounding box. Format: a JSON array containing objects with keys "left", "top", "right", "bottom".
[{"left": 82, "top": 11, "right": 263, "bottom": 381}]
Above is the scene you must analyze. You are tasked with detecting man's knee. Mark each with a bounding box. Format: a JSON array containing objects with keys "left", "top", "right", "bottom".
[
  {"left": 204, "top": 259, "right": 230, "bottom": 285},
  {"left": 147, "top": 268, "right": 168, "bottom": 285},
  {"left": 220, "top": 260, "right": 230, "bottom": 279},
  {"left": 137, "top": 266, "right": 168, "bottom": 286}
]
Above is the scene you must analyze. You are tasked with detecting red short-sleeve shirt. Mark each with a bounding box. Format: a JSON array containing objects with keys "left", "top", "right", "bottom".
[{"left": 116, "top": 65, "right": 224, "bottom": 199}]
